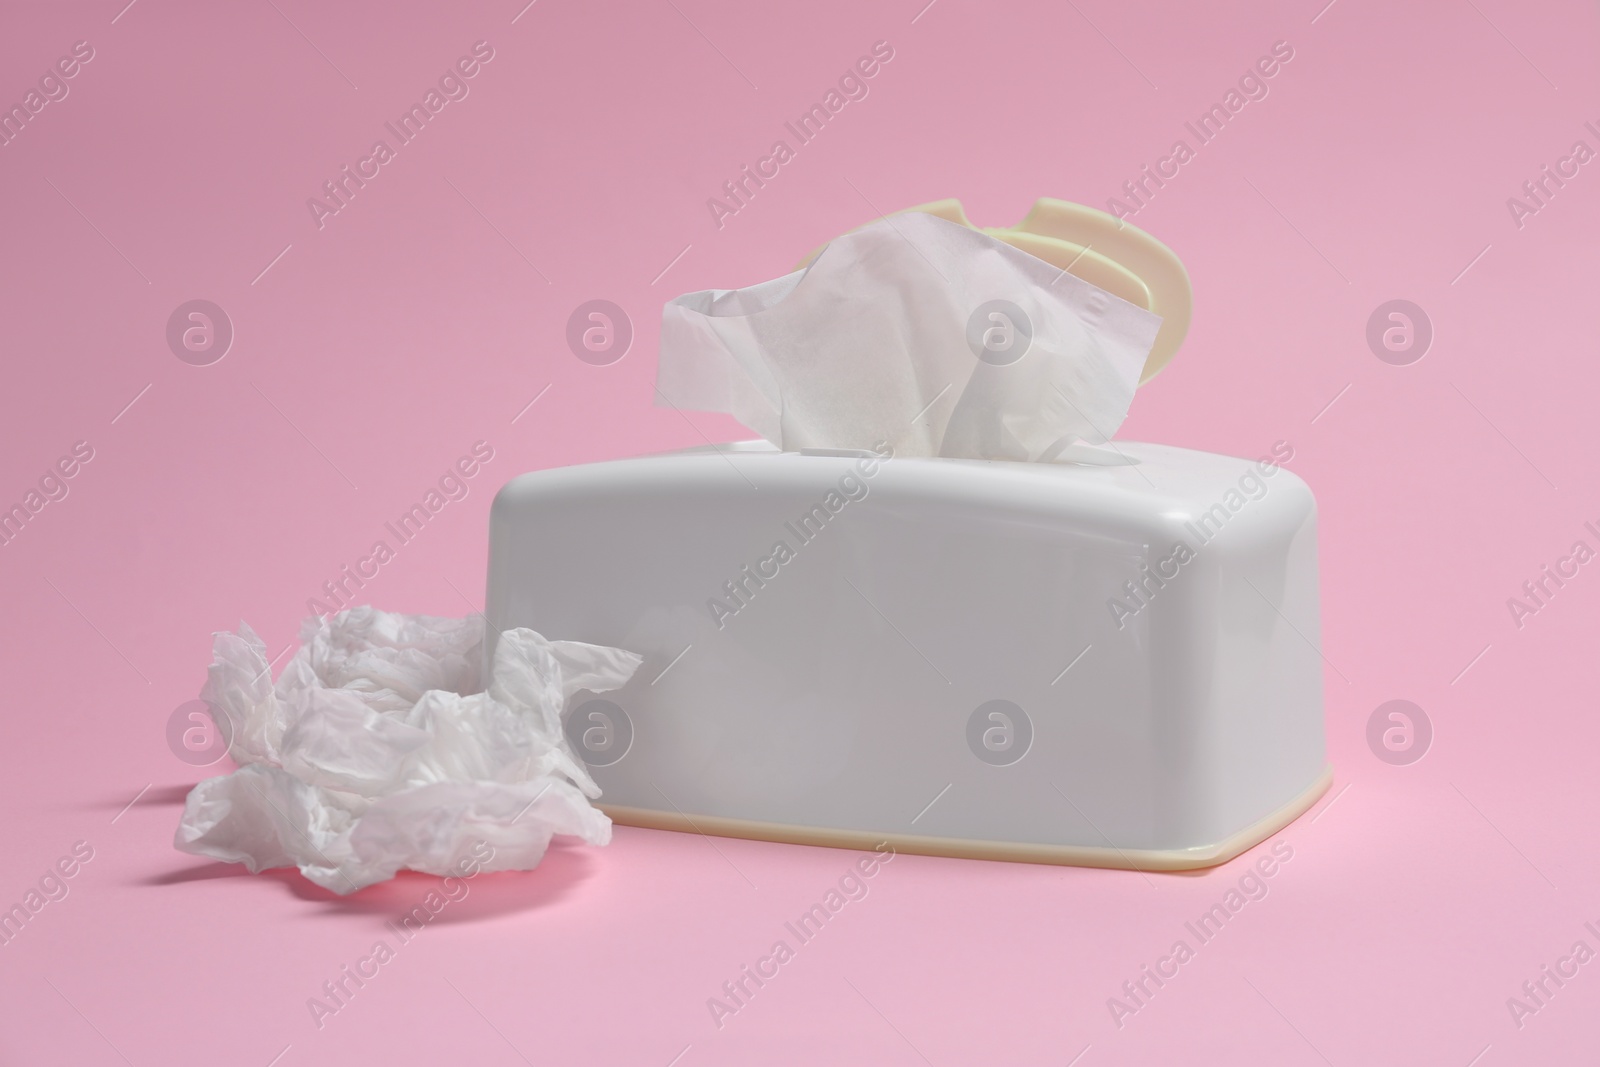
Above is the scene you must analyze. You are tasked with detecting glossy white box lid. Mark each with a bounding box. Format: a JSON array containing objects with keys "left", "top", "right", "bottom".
[{"left": 485, "top": 441, "right": 1327, "bottom": 865}]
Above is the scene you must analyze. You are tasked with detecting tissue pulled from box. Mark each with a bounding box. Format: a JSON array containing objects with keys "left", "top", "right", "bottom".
[
  {"left": 657, "top": 211, "right": 1163, "bottom": 461},
  {"left": 175, "top": 607, "right": 641, "bottom": 894}
]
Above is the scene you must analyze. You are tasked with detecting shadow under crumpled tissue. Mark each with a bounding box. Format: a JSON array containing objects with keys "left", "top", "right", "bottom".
[
  {"left": 147, "top": 839, "right": 601, "bottom": 923},
  {"left": 85, "top": 783, "right": 195, "bottom": 812}
]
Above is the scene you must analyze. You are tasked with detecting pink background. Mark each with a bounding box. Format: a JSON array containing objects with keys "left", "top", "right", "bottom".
[{"left": 2, "top": 0, "right": 1596, "bottom": 1062}]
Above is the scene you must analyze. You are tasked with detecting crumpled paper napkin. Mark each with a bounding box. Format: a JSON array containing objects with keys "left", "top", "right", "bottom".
[{"left": 175, "top": 607, "right": 641, "bottom": 894}]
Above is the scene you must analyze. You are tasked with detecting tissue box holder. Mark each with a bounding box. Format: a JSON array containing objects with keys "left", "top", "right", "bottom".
[{"left": 485, "top": 441, "right": 1330, "bottom": 871}]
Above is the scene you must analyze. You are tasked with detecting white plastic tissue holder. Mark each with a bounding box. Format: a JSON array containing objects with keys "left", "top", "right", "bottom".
[{"left": 485, "top": 440, "right": 1330, "bottom": 870}]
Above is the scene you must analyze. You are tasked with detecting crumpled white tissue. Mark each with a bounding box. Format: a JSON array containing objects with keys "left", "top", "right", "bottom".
[
  {"left": 657, "top": 211, "right": 1164, "bottom": 462},
  {"left": 175, "top": 607, "right": 642, "bottom": 894}
]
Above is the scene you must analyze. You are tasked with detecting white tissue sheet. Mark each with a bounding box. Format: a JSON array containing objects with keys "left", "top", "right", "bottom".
[
  {"left": 657, "top": 211, "right": 1164, "bottom": 462},
  {"left": 175, "top": 608, "right": 642, "bottom": 894}
]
